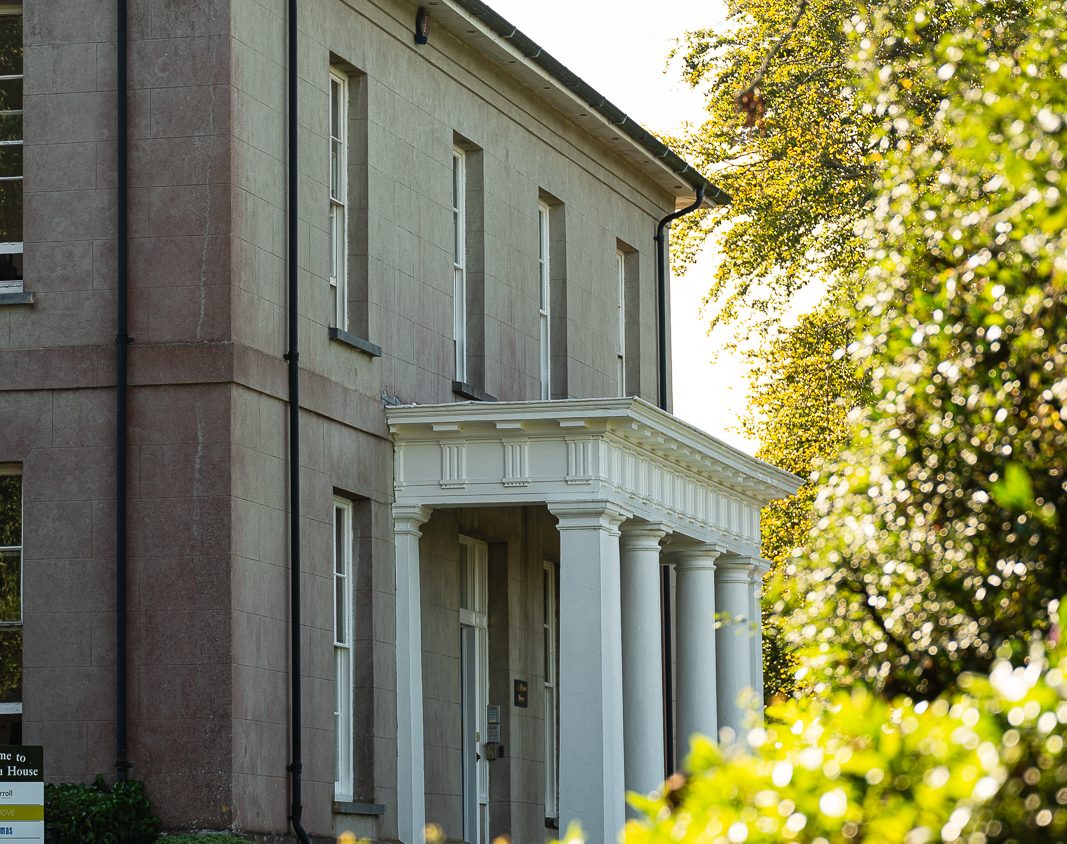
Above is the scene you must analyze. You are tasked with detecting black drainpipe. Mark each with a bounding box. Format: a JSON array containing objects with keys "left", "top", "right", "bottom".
[
  {"left": 115, "top": 0, "right": 131, "bottom": 784},
  {"left": 654, "top": 184, "right": 705, "bottom": 776},
  {"left": 285, "top": 1, "right": 311, "bottom": 842}
]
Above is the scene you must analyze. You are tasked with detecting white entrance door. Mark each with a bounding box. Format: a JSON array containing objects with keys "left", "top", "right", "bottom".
[{"left": 459, "top": 537, "right": 489, "bottom": 844}]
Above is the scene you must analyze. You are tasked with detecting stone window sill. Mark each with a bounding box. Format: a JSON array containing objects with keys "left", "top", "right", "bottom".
[
  {"left": 0, "top": 291, "right": 34, "bottom": 306},
  {"left": 329, "top": 326, "right": 382, "bottom": 357},
  {"left": 332, "top": 800, "right": 386, "bottom": 816},
  {"left": 452, "top": 381, "right": 497, "bottom": 402}
]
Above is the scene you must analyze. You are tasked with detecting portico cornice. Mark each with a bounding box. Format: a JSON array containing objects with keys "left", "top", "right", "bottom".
[{"left": 386, "top": 397, "right": 802, "bottom": 556}]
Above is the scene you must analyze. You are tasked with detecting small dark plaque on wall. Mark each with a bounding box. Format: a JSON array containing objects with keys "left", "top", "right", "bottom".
[{"left": 513, "top": 679, "right": 528, "bottom": 708}]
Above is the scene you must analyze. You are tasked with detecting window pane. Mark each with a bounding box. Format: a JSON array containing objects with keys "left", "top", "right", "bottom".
[
  {"left": 0, "top": 627, "right": 21, "bottom": 705},
  {"left": 335, "top": 575, "right": 345, "bottom": 644},
  {"left": 0, "top": 250, "right": 21, "bottom": 283},
  {"left": 0, "top": 475, "right": 20, "bottom": 547},
  {"left": 330, "top": 78, "right": 341, "bottom": 139},
  {"left": 0, "top": 143, "right": 21, "bottom": 179},
  {"left": 0, "top": 16, "right": 21, "bottom": 77},
  {"left": 334, "top": 507, "right": 344, "bottom": 574},
  {"left": 330, "top": 138, "right": 341, "bottom": 200},
  {"left": 0, "top": 79, "right": 21, "bottom": 114},
  {"left": 0, "top": 713, "right": 20, "bottom": 745},
  {"left": 0, "top": 179, "right": 22, "bottom": 243},
  {"left": 452, "top": 156, "right": 461, "bottom": 209},
  {"left": 453, "top": 210, "right": 462, "bottom": 264},
  {"left": 0, "top": 112, "right": 20, "bottom": 144},
  {"left": 0, "top": 550, "right": 19, "bottom": 623}
]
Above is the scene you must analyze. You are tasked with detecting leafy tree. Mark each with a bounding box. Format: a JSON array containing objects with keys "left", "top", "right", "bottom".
[
  {"left": 741, "top": 297, "right": 867, "bottom": 699},
  {"left": 791, "top": 0, "right": 1065, "bottom": 698}
]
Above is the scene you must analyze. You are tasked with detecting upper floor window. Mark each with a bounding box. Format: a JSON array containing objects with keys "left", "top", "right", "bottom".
[
  {"left": 0, "top": 465, "right": 22, "bottom": 744},
  {"left": 333, "top": 497, "right": 353, "bottom": 800},
  {"left": 538, "top": 202, "right": 551, "bottom": 400},
  {"left": 452, "top": 147, "right": 467, "bottom": 382},
  {"left": 0, "top": 8, "right": 23, "bottom": 294},
  {"left": 328, "top": 70, "right": 348, "bottom": 330},
  {"left": 616, "top": 250, "right": 626, "bottom": 395}
]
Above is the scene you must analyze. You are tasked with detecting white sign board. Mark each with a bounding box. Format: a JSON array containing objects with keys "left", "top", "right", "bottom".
[{"left": 0, "top": 746, "right": 43, "bottom": 843}]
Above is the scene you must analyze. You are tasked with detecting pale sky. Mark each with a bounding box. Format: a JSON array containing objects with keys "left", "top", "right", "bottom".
[{"left": 485, "top": 0, "right": 759, "bottom": 453}]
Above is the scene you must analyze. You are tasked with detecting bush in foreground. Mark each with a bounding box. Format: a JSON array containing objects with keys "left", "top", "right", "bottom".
[
  {"left": 44, "top": 776, "right": 159, "bottom": 844},
  {"left": 624, "top": 603, "right": 1067, "bottom": 843}
]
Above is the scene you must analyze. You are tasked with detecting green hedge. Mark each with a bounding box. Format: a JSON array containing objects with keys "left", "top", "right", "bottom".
[
  {"left": 157, "top": 836, "right": 251, "bottom": 843},
  {"left": 45, "top": 776, "right": 159, "bottom": 844}
]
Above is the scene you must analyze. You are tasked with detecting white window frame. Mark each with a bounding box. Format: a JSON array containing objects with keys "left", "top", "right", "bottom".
[
  {"left": 453, "top": 147, "right": 467, "bottom": 382},
  {"left": 332, "top": 497, "right": 353, "bottom": 801},
  {"left": 543, "top": 561, "right": 558, "bottom": 820},
  {"left": 0, "top": 464, "right": 22, "bottom": 718},
  {"left": 616, "top": 250, "right": 626, "bottom": 395},
  {"left": 0, "top": 5, "right": 23, "bottom": 294},
  {"left": 328, "top": 69, "right": 348, "bottom": 330},
  {"left": 538, "top": 202, "right": 551, "bottom": 400}
]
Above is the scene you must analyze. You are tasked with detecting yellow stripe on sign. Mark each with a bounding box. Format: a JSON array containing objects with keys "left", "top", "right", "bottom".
[{"left": 0, "top": 804, "right": 44, "bottom": 820}]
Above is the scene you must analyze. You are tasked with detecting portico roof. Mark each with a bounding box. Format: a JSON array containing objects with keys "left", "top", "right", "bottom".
[{"left": 386, "top": 397, "right": 802, "bottom": 555}]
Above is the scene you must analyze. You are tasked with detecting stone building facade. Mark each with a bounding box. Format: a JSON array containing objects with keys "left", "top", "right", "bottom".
[{"left": 0, "top": 0, "right": 799, "bottom": 841}]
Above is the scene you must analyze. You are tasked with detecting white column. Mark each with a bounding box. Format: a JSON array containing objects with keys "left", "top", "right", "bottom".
[
  {"left": 673, "top": 544, "right": 722, "bottom": 759},
  {"left": 620, "top": 522, "right": 669, "bottom": 805},
  {"left": 715, "top": 556, "right": 758, "bottom": 741},
  {"left": 394, "top": 504, "right": 432, "bottom": 844},
  {"left": 748, "top": 558, "right": 771, "bottom": 713},
  {"left": 549, "top": 501, "right": 629, "bottom": 844}
]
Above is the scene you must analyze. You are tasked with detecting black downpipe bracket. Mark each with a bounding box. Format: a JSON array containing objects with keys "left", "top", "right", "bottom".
[
  {"left": 115, "top": 0, "right": 131, "bottom": 784},
  {"left": 285, "top": 2, "right": 312, "bottom": 842},
  {"left": 653, "top": 184, "right": 705, "bottom": 776}
]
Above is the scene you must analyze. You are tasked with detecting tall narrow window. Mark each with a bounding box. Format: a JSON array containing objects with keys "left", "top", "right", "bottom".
[
  {"left": 0, "top": 8, "right": 23, "bottom": 293},
  {"left": 0, "top": 466, "right": 22, "bottom": 744},
  {"left": 538, "top": 202, "right": 551, "bottom": 400},
  {"left": 453, "top": 147, "right": 467, "bottom": 382},
  {"left": 328, "top": 70, "right": 348, "bottom": 330},
  {"left": 333, "top": 498, "right": 353, "bottom": 800},
  {"left": 543, "top": 562, "right": 558, "bottom": 821},
  {"left": 616, "top": 250, "right": 626, "bottom": 395}
]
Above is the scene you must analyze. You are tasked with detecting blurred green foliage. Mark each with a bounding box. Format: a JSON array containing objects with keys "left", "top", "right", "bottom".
[
  {"left": 616, "top": 0, "right": 1067, "bottom": 839},
  {"left": 790, "top": 0, "right": 1065, "bottom": 698},
  {"left": 626, "top": 602, "right": 1067, "bottom": 843}
]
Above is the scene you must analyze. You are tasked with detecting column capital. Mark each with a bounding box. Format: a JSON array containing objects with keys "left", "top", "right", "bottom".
[
  {"left": 668, "top": 543, "right": 726, "bottom": 571},
  {"left": 715, "top": 554, "right": 761, "bottom": 582},
  {"left": 548, "top": 500, "right": 630, "bottom": 533},
  {"left": 392, "top": 503, "right": 432, "bottom": 536},
  {"left": 619, "top": 521, "right": 671, "bottom": 551}
]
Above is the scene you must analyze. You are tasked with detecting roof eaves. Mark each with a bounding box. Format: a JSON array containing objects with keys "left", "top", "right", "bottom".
[{"left": 445, "top": 0, "right": 730, "bottom": 207}]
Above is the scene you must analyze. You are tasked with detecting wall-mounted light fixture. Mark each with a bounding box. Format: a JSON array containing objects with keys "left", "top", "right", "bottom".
[{"left": 414, "top": 7, "right": 430, "bottom": 45}]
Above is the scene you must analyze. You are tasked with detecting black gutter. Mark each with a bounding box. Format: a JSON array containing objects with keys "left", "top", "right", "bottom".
[
  {"left": 446, "top": 0, "right": 731, "bottom": 207},
  {"left": 654, "top": 184, "right": 705, "bottom": 777},
  {"left": 285, "top": 1, "right": 312, "bottom": 842},
  {"left": 115, "top": 0, "right": 131, "bottom": 784}
]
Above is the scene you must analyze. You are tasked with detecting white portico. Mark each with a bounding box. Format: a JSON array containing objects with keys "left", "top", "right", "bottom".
[{"left": 387, "top": 398, "right": 800, "bottom": 843}]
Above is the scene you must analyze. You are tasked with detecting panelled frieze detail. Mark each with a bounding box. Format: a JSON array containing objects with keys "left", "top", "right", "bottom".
[
  {"left": 439, "top": 441, "right": 467, "bottom": 488},
  {"left": 502, "top": 440, "right": 530, "bottom": 487},
  {"left": 565, "top": 438, "right": 593, "bottom": 485}
]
